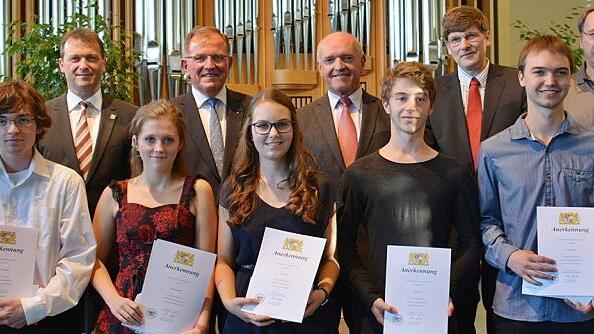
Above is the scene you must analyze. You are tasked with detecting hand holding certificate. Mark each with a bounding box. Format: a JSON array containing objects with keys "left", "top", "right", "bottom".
[
  {"left": 522, "top": 207, "right": 594, "bottom": 301},
  {"left": 241, "top": 227, "right": 326, "bottom": 323},
  {"left": 383, "top": 246, "right": 451, "bottom": 334},
  {"left": 0, "top": 226, "right": 38, "bottom": 298},
  {"left": 125, "top": 239, "right": 216, "bottom": 334}
]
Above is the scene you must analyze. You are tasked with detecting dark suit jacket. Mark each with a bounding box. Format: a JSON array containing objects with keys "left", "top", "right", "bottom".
[
  {"left": 38, "top": 94, "right": 137, "bottom": 217},
  {"left": 426, "top": 64, "right": 526, "bottom": 173},
  {"left": 172, "top": 89, "right": 251, "bottom": 199},
  {"left": 297, "top": 90, "right": 390, "bottom": 197},
  {"left": 297, "top": 90, "right": 389, "bottom": 333}
]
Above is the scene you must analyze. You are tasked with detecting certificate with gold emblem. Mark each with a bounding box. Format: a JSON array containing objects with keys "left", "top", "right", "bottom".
[
  {"left": 126, "top": 239, "right": 216, "bottom": 334},
  {"left": 241, "top": 227, "right": 326, "bottom": 322},
  {"left": 384, "top": 245, "right": 451, "bottom": 334},
  {"left": 522, "top": 207, "right": 594, "bottom": 299},
  {"left": 0, "top": 225, "right": 38, "bottom": 298}
]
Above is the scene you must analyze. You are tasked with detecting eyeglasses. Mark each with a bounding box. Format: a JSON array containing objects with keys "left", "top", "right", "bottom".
[
  {"left": 0, "top": 116, "right": 35, "bottom": 129},
  {"left": 184, "top": 54, "right": 229, "bottom": 64},
  {"left": 251, "top": 121, "right": 294, "bottom": 135},
  {"left": 446, "top": 32, "right": 482, "bottom": 47},
  {"left": 582, "top": 31, "right": 594, "bottom": 40}
]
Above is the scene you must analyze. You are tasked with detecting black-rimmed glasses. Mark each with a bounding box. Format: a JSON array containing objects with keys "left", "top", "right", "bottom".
[{"left": 251, "top": 121, "right": 294, "bottom": 135}]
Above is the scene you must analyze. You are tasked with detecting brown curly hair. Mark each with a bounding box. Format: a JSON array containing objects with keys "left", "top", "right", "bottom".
[
  {"left": 225, "top": 88, "right": 320, "bottom": 226},
  {"left": 0, "top": 80, "right": 52, "bottom": 140}
]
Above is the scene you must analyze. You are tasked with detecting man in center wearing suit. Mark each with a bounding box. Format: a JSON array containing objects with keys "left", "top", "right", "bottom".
[
  {"left": 425, "top": 6, "right": 526, "bottom": 334},
  {"left": 37, "top": 27, "right": 137, "bottom": 333},
  {"left": 173, "top": 26, "right": 251, "bottom": 333},
  {"left": 174, "top": 26, "right": 251, "bottom": 200},
  {"left": 297, "top": 31, "right": 390, "bottom": 333}
]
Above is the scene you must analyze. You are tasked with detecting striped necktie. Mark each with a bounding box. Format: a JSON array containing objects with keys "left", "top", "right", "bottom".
[{"left": 75, "top": 101, "right": 93, "bottom": 180}]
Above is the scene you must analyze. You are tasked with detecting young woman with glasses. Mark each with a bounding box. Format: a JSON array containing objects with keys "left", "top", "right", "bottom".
[{"left": 215, "top": 89, "right": 340, "bottom": 333}]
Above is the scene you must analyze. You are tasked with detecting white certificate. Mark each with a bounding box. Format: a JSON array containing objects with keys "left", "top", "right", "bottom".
[
  {"left": 522, "top": 207, "right": 594, "bottom": 298},
  {"left": 384, "top": 245, "right": 451, "bottom": 334},
  {"left": 241, "top": 227, "right": 326, "bottom": 323},
  {"left": 0, "top": 225, "right": 38, "bottom": 298},
  {"left": 126, "top": 239, "right": 216, "bottom": 334}
]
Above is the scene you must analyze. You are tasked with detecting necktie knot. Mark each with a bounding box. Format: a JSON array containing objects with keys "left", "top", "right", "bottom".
[
  {"left": 79, "top": 101, "right": 89, "bottom": 114},
  {"left": 470, "top": 78, "right": 480, "bottom": 88},
  {"left": 340, "top": 96, "right": 352, "bottom": 109},
  {"left": 205, "top": 98, "right": 219, "bottom": 110}
]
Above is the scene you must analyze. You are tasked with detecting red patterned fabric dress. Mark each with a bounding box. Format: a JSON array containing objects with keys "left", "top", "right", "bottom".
[{"left": 95, "top": 176, "right": 197, "bottom": 333}]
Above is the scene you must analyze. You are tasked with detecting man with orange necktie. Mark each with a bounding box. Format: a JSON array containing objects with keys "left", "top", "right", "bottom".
[
  {"left": 297, "top": 31, "right": 390, "bottom": 333},
  {"left": 425, "top": 6, "right": 526, "bottom": 334}
]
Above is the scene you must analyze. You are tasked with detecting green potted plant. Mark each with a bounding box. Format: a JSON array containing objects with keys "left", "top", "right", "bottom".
[
  {"left": 4, "top": 4, "right": 140, "bottom": 102},
  {"left": 513, "top": 5, "right": 586, "bottom": 73}
]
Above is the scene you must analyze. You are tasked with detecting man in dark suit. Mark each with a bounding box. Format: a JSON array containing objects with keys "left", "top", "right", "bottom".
[
  {"left": 37, "top": 28, "right": 136, "bottom": 332},
  {"left": 173, "top": 26, "right": 251, "bottom": 333},
  {"left": 425, "top": 6, "right": 526, "bottom": 334},
  {"left": 297, "top": 31, "right": 390, "bottom": 333},
  {"left": 37, "top": 28, "right": 136, "bottom": 333},
  {"left": 38, "top": 28, "right": 137, "bottom": 218},
  {"left": 173, "top": 26, "right": 251, "bottom": 201}
]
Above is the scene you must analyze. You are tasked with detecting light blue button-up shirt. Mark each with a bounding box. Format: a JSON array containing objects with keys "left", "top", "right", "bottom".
[{"left": 479, "top": 113, "right": 594, "bottom": 322}]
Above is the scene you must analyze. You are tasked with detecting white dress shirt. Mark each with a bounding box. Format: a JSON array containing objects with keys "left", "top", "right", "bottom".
[
  {"left": 457, "top": 63, "right": 489, "bottom": 114},
  {"left": 192, "top": 86, "right": 228, "bottom": 147},
  {"left": 328, "top": 87, "right": 364, "bottom": 139},
  {"left": 67, "top": 89, "right": 103, "bottom": 149},
  {"left": 0, "top": 150, "right": 96, "bottom": 325}
]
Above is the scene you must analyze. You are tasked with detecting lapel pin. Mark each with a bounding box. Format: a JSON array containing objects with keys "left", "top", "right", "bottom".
[{"left": 109, "top": 114, "right": 116, "bottom": 120}]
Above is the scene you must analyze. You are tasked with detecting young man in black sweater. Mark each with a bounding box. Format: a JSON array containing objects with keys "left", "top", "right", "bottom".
[{"left": 338, "top": 62, "right": 482, "bottom": 334}]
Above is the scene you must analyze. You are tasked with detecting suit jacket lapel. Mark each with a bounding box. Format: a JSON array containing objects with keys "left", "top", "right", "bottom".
[
  {"left": 54, "top": 94, "right": 82, "bottom": 174},
  {"left": 223, "top": 90, "right": 245, "bottom": 178},
  {"left": 87, "top": 96, "right": 117, "bottom": 182},
  {"left": 357, "top": 90, "right": 379, "bottom": 158},
  {"left": 182, "top": 93, "right": 219, "bottom": 180},
  {"left": 314, "top": 95, "right": 345, "bottom": 168},
  {"left": 447, "top": 73, "right": 473, "bottom": 162},
  {"left": 482, "top": 64, "right": 505, "bottom": 140}
]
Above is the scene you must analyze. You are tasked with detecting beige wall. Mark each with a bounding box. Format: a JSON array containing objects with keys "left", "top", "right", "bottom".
[{"left": 496, "top": 0, "right": 592, "bottom": 67}]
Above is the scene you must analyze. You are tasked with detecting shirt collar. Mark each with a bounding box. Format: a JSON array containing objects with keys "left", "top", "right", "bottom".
[
  {"left": 67, "top": 89, "right": 103, "bottom": 113},
  {"left": 510, "top": 112, "right": 584, "bottom": 141},
  {"left": 192, "top": 85, "right": 228, "bottom": 109},
  {"left": 327, "top": 87, "right": 363, "bottom": 111},
  {"left": 0, "top": 149, "right": 49, "bottom": 186},
  {"left": 457, "top": 62, "right": 489, "bottom": 88},
  {"left": 575, "top": 62, "right": 594, "bottom": 89}
]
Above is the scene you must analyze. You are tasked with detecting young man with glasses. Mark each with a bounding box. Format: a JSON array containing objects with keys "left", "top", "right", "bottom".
[
  {"left": 0, "top": 81, "right": 96, "bottom": 334},
  {"left": 424, "top": 6, "right": 527, "bottom": 334},
  {"left": 565, "top": 7, "right": 594, "bottom": 130}
]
